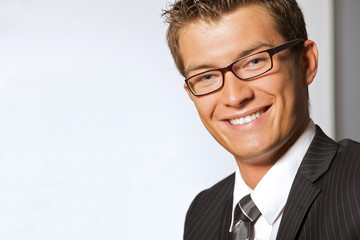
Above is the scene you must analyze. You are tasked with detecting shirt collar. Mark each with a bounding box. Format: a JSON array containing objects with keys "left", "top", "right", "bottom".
[{"left": 231, "top": 120, "right": 316, "bottom": 227}]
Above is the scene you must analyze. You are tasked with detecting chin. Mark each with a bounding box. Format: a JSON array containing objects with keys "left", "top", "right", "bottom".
[{"left": 229, "top": 139, "right": 283, "bottom": 163}]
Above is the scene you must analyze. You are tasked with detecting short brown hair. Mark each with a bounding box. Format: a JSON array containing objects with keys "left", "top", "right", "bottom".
[{"left": 162, "top": 0, "right": 308, "bottom": 76}]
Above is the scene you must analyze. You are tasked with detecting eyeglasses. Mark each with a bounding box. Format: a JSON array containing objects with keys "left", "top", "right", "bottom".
[{"left": 184, "top": 38, "right": 305, "bottom": 96}]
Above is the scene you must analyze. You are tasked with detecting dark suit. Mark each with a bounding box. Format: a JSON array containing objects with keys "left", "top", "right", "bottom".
[{"left": 184, "top": 126, "right": 360, "bottom": 240}]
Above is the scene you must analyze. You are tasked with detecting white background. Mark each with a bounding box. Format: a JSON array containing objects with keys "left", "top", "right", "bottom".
[{"left": 0, "top": 0, "right": 333, "bottom": 239}]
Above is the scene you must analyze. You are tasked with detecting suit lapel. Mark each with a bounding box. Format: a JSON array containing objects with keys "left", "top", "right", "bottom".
[
  {"left": 218, "top": 196, "right": 233, "bottom": 240},
  {"left": 276, "top": 173, "right": 321, "bottom": 239},
  {"left": 276, "top": 126, "right": 339, "bottom": 240}
]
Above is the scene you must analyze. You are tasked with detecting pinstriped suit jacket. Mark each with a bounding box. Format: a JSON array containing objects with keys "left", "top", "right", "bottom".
[{"left": 183, "top": 126, "right": 360, "bottom": 240}]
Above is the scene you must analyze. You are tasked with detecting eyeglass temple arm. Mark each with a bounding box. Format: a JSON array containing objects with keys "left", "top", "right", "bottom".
[{"left": 270, "top": 38, "right": 305, "bottom": 55}]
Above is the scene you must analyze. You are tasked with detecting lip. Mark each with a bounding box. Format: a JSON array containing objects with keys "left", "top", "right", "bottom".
[{"left": 222, "top": 105, "right": 271, "bottom": 129}]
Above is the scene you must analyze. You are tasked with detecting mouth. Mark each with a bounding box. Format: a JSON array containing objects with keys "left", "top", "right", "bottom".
[{"left": 229, "top": 107, "right": 269, "bottom": 126}]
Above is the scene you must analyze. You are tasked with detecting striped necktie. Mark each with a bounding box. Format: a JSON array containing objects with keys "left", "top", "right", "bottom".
[{"left": 231, "top": 194, "right": 261, "bottom": 240}]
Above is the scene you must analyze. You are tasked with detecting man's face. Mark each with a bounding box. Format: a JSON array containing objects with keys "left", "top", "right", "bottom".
[{"left": 178, "top": 5, "right": 315, "bottom": 166}]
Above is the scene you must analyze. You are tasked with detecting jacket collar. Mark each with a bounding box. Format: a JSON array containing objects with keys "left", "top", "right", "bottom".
[
  {"left": 276, "top": 126, "right": 339, "bottom": 239},
  {"left": 297, "top": 125, "right": 338, "bottom": 182}
]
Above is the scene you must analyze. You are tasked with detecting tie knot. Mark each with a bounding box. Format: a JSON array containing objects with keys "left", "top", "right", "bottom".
[{"left": 234, "top": 194, "right": 261, "bottom": 223}]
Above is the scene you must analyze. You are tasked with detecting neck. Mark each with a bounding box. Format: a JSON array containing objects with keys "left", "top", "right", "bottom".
[{"left": 238, "top": 164, "right": 272, "bottom": 189}]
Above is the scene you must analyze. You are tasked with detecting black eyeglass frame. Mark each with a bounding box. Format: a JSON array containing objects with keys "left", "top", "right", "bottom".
[{"left": 185, "top": 38, "right": 305, "bottom": 96}]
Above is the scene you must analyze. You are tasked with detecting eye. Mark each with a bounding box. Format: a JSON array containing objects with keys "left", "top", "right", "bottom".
[
  {"left": 192, "top": 71, "right": 222, "bottom": 84},
  {"left": 241, "top": 55, "right": 269, "bottom": 70},
  {"left": 247, "top": 58, "right": 265, "bottom": 67},
  {"left": 250, "top": 59, "right": 260, "bottom": 65},
  {"left": 201, "top": 74, "right": 215, "bottom": 81},
  {"left": 188, "top": 70, "right": 222, "bottom": 91}
]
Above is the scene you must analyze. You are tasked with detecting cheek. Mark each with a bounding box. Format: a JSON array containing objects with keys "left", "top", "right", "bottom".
[
  {"left": 284, "top": 70, "right": 308, "bottom": 106},
  {"left": 257, "top": 73, "right": 299, "bottom": 124},
  {"left": 193, "top": 97, "right": 221, "bottom": 135},
  {"left": 193, "top": 96, "right": 217, "bottom": 118},
  {"left": 263, "top": 59, "right": 300, "bottom": 97},
  {"left": 271, "top": 69, "right": 298, "bottom": 101}
]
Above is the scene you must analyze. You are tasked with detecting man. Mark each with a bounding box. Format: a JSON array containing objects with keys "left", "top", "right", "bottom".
[{"left": 162, "top": 0, "right": 360, "bottom": 239}]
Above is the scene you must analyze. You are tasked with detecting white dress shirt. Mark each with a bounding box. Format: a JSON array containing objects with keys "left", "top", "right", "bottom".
[{"left": 230, "top": 120, "right": 316, "bottom": 240}]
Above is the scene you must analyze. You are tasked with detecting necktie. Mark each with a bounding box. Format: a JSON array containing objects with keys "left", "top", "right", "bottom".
[{"left": 231, "top": 194, "right": 261, "bottom": 240}]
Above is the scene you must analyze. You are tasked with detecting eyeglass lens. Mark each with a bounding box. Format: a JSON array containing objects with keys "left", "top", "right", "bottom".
[{"left": 188, "top": 51, "right": 272, "bottom": 95}]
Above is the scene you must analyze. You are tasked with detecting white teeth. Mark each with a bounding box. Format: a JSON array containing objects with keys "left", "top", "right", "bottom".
[{"left": 229, "top": 110, "right": 264, "bottom": 126}]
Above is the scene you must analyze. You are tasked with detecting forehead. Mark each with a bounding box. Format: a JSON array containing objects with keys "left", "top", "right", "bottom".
[{"left": 178, "top": 5, "right": 284, "bottom": 74}]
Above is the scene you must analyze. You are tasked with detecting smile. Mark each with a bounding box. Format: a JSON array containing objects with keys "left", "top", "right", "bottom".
[{"left": 229, "top": 110, "right": 264, "bottom": 126}]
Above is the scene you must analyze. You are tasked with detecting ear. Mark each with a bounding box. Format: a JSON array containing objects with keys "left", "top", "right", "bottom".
[
  {"left": 184, "top": 83, "right": 194, "bottom": 101},
  {"left": 301, "top": 40, "right": 319, "bottom": 86}
]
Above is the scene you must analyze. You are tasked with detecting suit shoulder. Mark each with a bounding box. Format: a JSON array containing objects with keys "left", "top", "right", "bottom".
[
  {"left": 338, "top": 138, "right": 360, "bottom": 152},
  {"left": 184, "top": 173, "right": 234, "bottom": 240},
  {"left": 187, "top": 173, "right": 235, "bottom": 213},
  {"left": 335, "top": 138, "right": 360, "bottom": 163},
  {"left": 201, "top": 173, "right": 235, "bottom": 197},
  {"left": 330, "top": 138, "right": 360, "bottom": 181}
]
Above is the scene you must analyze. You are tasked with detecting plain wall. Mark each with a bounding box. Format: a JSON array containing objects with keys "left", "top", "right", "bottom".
[
  {"left": 335, "top": 0, "right": 360, "bottom": 142},
  {"left": 0, "top": 0, "right": 336, "bottom": 239}
]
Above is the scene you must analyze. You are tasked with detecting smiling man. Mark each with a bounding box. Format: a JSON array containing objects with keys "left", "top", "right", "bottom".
[{"left": 162, "top": 0, "right": 360, "bottom": 239}]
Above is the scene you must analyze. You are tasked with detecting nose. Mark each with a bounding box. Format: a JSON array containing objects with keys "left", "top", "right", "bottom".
[{"left": 219, "top": 71, "right": 255, "bottom": 107}]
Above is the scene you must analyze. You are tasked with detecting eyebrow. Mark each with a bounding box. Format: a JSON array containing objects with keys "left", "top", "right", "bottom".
[{"left": 184, "top": 41, "right": 274, "bottom": 77}]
